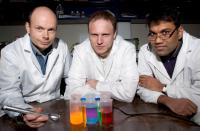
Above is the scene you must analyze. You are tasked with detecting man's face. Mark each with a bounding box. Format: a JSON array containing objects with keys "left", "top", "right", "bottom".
[
  {"left": 89, "top": 19, "right": 116, "bottom": 58},
  {"left": 26, "top": 9, "right": 57, "bottom": 52},
  {"left": 148, "top": 21, "right": 183, "bottom": 56}
]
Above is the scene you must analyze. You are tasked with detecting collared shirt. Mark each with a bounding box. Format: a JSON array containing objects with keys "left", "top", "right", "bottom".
[
  {"left": 160, "top": 42, "right": 182, "bottom": 78},
  {"left": 31, "top": 42, "right": 52, "bottom": 75}
]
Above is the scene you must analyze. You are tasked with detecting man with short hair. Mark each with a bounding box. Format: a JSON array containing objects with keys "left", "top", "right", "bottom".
[{"left": 65, "top": 10, "right": 139, "bottom": 102}]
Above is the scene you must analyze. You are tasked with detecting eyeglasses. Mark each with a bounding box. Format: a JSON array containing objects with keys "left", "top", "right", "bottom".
[{"left": 148, "top": 27, "right": 178, "bottom": 41}]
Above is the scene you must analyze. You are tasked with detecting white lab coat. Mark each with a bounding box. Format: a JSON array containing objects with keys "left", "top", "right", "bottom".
[
  {"left": 0, "top": 34, "right": 71, "bottom": 117},
  {"left": 137, "top": 31, "right": 200, "bottom": 124},
  {"left": 64, "top": 35, "right": 139, "bottom": 102}
]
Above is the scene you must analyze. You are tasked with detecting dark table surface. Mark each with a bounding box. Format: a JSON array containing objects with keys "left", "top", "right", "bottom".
[{"left": 0, "top": 96, "right": 200, "bottom": 131}]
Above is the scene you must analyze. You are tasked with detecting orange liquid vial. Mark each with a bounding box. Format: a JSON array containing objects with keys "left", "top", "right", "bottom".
[{"left": 70, "top": 111, "right": 83, "bottom": 125}]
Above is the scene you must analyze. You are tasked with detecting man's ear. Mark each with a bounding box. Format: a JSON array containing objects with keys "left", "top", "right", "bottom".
[
  {"left": 178, "top": 25, "right": 184, "bottom": 40},
  {"left": 25, "top": 22, "right": 30, "bottom": 34}
]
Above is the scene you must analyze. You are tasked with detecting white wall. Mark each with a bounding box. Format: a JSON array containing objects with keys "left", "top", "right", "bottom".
[
  {"left": 131, "top": 24, "right": 148, "bottom": 48},
  {"left": 0, "top": 25, "right": 26, "bottom": 42},
  {"left": 182, "top": 24, "right": 200, "bottom": 38},
  {"left": 1, "top": 23, "right": 200, "bottom": 50},
  {"left": 57, "top": 24, "right": 88, "bottom": 51}
]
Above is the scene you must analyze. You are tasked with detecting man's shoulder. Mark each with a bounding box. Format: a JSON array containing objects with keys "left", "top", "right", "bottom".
[
  {"left": 74, "top": 38, "right": 90, "bottom": 52},
  {"left": 56, "top": 38, "right": 69, "bottom": 49},
  {"left": 1, "top": 36, "right": 26, "bottom": 54},
  {"left": 138, "top": 43, "right": 155, "bottom": 59},
  {"left": 183, "top": 31, "right": 200, "bottom": 52},
  {"left": 0, "top": 37, "right": 27, "bottom": 62},
  {"left": 139, "top": 43, "right": 150, "bottom": 52},
  {"left": 115, "top": 36, "right": 136, "bottom": 50}
]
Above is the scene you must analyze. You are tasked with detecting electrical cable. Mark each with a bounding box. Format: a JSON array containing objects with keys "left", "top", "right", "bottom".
[{"left": 113, "top": 104, "right": 200, "bottom": 127}]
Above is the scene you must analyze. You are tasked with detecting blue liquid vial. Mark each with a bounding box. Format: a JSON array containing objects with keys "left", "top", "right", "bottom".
[{"left": 86, "top": 103, "right": 98, "bottom": 124}]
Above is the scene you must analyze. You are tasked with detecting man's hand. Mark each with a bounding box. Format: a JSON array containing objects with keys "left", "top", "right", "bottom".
[
  {"left": 139, "top": 75, "right": 164, "bottom": 92},
  {"left": 23, "top": 107, "right": 48, "bottom": 128},
  {"left": 158, "top": 95, "right": 197, "bottom": 116},
  {"left": 86, "top": 79, "right": 98, "bottom": 89}
]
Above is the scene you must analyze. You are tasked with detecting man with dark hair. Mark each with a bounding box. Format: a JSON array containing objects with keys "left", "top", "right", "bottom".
[
  {"left": 65, "top": 10, "right": 139, "bottom": 102},
  {"left": 0, "top": 6, "right": 71, "bottom": 127},
  {"left": 137, "top": 6, "right": 200, "bottom": 125}
]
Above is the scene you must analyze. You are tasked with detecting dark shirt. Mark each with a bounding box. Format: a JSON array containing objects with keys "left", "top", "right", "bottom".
[
  {"left": 31, "top": 42, "right": 52, "bottom": 75},
  {"left": 160, "top": 42, "right": 182, "bottom": 78}
]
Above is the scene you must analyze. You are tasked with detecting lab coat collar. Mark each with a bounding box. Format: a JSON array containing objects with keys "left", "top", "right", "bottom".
[
  {"left": 22, "top": 34, "right": 59, "bottom": 76},
  {"left": 149, "top": 50, "right": 170, "bottom": 79},
  {"left": 172, "top": 31, "right": 191, "bottom": 80},
  {"left": 45, "top": 38, "right": 59, "bottom": 76},
  {"left": 23, "top": 34, "right": 42, "bottom": 73},
  {"left": 88, "top": 35, "right": 120, "bottom": 78},
  {"left": 148, "top": 31, "right": 191, "bottom": 80}
]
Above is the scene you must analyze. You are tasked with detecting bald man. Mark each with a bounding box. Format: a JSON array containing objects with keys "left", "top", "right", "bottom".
[{"left": 0, "top": 6, "right": 71, "bottom": 127}]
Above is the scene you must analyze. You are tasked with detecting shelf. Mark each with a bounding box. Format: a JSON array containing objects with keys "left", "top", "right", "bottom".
[
  {"left": 0, "top": 0, "right": 200, "bottom": 25},
  {"left": 0, "top": 0, "right": 114, "bottom": 25}
]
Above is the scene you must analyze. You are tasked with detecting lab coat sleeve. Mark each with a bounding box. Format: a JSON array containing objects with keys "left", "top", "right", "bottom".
[
  {"left": 0, "top": 48, "right": 32, "bottom": 117},
  {"left": 166, "top": 58, "right": 200, "bottom": 107},
  {"left": 165, "top": 51, "right": 200, "bottom": 125},
  {"left": 165, "top": 32, "right": 200, "bottom": 106},
  {"left": 63, "top": 42, "right": 71, "bottom": 79},
  {"left": 63, "top": 42, "right": 72, "bottom": 96},
  {"left": 61, "top": 43, "right": 72, "bottom": 98},
  {"left": 64, "top": 48, "right": 94, "bottom": 99},
  {"left": 137, "top": 46, "right": 164, "bottom": 103},
  {"left": 96, "top": 46, "right": 139, "bottom": 102}
]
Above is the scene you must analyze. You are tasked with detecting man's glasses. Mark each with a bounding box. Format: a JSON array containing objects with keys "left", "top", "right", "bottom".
[{"left": 148, "top": 27, "right": 178, "bottom": 41}]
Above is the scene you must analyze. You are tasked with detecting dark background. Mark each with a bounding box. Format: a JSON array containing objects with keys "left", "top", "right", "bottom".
[{"left": 0, "top": 0, "right": 199, "bottom": 25}]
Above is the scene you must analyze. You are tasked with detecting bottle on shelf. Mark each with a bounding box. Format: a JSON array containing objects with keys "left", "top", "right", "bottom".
[{"left": 56, "top": 3, "right": 64, "bottom": 18}]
